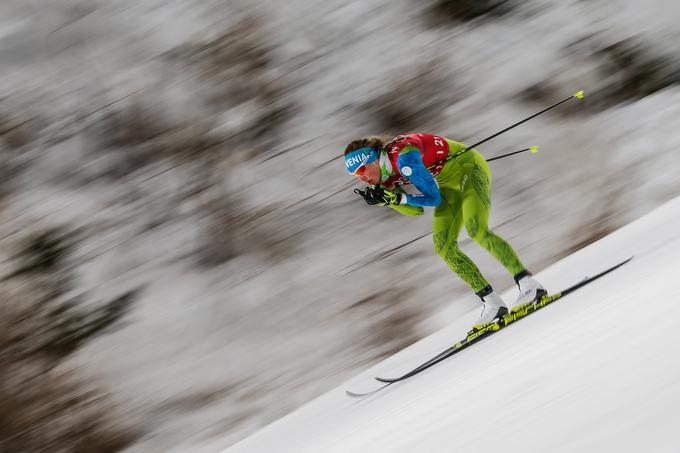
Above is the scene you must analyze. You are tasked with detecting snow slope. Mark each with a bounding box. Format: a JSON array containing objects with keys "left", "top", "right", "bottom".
[{"left": 225, "top": 195, "right": 680, "bottom": 453}]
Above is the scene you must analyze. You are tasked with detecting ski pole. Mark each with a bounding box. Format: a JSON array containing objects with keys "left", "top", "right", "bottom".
[
  {"left": 487, "top": 146, "right": 539, "bottom": 162},
  {"left": 444, "top": 90, "right": 584, "bottom": 163},
  {"left": 329, "top": 91, "right": 584, "bottom": 170}
]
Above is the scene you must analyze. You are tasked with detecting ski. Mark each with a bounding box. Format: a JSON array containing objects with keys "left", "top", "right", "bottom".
[{"left": 346, "top": 257, "right": 632, "bottom": 398}]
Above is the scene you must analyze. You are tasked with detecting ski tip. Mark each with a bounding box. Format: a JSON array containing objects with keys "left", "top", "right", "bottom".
[
  {"left": 345, "top": 390, "right": 364, "bottom": 398},
  {"left": 530, "top": 146, "right": 539, "bottom": 154},
  {"left": 346, "top": 382, "right": 391, "bottom": 398},
  {"left": 574, "top": 90, "right": 585, "bottom": 99},
  {"left": 375, "top": 376, "right": 395, "bottom": 383}
]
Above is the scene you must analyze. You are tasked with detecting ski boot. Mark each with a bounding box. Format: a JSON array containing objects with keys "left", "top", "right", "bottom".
[
  {"left": 512, "top": 270, "right": 547, "bottom": 311},
  {"left": 468, "top": 286, "right": 508, "bottom": 336}
]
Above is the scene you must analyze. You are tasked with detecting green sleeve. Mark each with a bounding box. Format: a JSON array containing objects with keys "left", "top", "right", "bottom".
[
  {"left": 388, "top": 204, "right": 424, "bottom": 216},
  {"left": 385, "top": 186, "right": 424, "bottom": 216}
]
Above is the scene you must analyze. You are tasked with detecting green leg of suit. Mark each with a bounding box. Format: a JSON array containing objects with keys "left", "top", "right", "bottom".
[{"left": 433, "top": 146, "right": 526, "bottom": 293}]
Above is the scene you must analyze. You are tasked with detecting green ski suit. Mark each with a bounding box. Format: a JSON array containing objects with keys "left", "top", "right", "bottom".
[{"left": 389, "top": 138, "right": 525, "bottom": 292}]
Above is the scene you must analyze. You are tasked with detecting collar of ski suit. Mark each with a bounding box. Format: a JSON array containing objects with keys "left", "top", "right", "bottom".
[{"left": 378, "top": 150, "right": 396, "bottom": 184}]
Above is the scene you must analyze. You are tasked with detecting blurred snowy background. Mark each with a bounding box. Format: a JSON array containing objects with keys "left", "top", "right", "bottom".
[{"left": 1, "top": 0, "right": 679, "bottom": 451}]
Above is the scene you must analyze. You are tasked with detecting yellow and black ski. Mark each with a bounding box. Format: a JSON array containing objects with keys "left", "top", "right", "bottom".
[{"left": 346, "top": 257, "right": 632, "bottom": 398}]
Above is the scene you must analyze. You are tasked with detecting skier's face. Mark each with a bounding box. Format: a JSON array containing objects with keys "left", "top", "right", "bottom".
[{"left": 355, "top": 161, "right": 380, "bottom": 185}]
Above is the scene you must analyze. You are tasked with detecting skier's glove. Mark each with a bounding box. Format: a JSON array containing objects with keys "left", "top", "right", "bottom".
[{"left": 354, "top": 186, "right": 402, "bottom": 206}]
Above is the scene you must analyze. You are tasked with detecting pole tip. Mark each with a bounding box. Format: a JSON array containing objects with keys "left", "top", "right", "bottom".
[
  {"left": 574, "top": 90, "right": 584, "bottom": 99},
  {"left": 530, "top": 146, "right": 539, "bottom": 153}
]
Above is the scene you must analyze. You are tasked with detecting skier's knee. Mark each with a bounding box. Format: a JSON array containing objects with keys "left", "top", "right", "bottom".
[
  {"left": 434, "top": 241, "right": 447, "bottom": 258},
  {"left": 434, "top": 240, "right": 460, "bottom": 261},
  {"left": 466, "top": 218, "right": 489, "bottom": 244},
  {"left": 433, "top": 231, "right": 450, "bottom": 258},
  {"left": 472, "top": 229, "right": 491, "bottom": 245}
]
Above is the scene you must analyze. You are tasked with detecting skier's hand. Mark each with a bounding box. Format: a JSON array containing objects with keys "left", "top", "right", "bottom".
[{"left": 354, "top": 186, "right": 401, "bottom": 206}]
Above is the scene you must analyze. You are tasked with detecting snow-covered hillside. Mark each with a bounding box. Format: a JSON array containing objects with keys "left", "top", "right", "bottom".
[{"left": 225, "top": 196, "right": 680, "bottom": 453}]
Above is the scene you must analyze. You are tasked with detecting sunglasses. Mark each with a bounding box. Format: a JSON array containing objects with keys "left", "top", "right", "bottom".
[{"left": 354, "top": 164, "right": 368, "bottom": 176}]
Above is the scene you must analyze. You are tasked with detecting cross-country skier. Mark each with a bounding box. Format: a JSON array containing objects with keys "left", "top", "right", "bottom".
[{"left": 344, "top": 133, "right": 546, "bottom": 330}]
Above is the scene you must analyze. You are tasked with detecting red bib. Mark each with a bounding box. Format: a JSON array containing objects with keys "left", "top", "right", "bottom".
[{"left": 382, "top": 133, "right": 450, "bottom": 187}]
